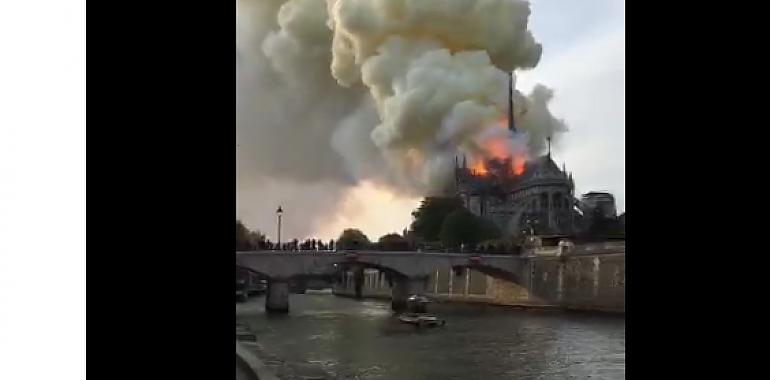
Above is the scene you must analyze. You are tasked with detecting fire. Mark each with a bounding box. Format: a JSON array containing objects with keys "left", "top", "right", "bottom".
[
  {"left": 467, "top": 116, "right": 528, "bottom": 177},
  {"left": 470, "top": 151, "right": 527, "bottom": 177},
  {"left": 512, "top": 154, "right": 525, "bottom": 175},
  {"left": 485, "top": 138, "right": 511, "bottom": 160},
  {"left": 471, "top": 160, "right": 488, "bottom": 175}
]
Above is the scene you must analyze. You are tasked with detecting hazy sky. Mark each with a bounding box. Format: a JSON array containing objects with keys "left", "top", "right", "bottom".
[
  {"left": 239, "top": 0, "right": 625, "bottom": 242},
  {"left": 518, "top": 0, "right": 625, "bottom": 213}
]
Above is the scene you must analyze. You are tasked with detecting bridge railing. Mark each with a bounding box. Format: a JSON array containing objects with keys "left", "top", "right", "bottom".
[
  {"left": 569, "top": 242, "right": 625, "bottom": 255},
  {"left": 520, "top": 241, "right": 625, "bottom": 257}
]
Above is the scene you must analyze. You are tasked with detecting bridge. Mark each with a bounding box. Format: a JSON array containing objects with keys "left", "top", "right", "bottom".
[{"left": 235, "top": 250, "right": 530, "bottom": 312}]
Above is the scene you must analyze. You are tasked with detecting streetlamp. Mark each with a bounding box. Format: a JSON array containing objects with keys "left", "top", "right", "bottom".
[{"left": 276, "top": 206, "right": 283, "bottom": 250}]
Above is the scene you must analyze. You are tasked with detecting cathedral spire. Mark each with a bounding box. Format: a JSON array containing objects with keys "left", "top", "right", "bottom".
[
  {"left": 508, "top": 71, "right": 516, "bottom": 132},
  {"left": 547, "top": 136, "right": 552, "bottom": 157},
  {"left": 462, "top": 154, "right": 467, "bottom": 169}
]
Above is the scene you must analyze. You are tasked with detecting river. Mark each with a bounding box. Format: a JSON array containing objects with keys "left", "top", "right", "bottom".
[{"left": 236, "top": 292, "right": 625, "bottom": 380}]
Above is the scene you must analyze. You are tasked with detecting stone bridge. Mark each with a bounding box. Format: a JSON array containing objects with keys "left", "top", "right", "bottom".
[{"left": 235, "top": 250, "right": 530, "bottom": 312}]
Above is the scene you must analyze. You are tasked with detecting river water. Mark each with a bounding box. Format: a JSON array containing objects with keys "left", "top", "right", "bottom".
[{"left": 236, "top": 292, "right": 625, "bottom": 380}]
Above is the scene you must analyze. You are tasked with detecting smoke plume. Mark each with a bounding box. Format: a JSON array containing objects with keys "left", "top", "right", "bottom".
[{"left": 236, "top": 0, "right": 567, "bottom": 238}]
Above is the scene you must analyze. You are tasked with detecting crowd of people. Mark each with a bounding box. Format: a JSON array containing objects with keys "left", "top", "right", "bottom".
[
  {"left": 248, "top": 237, "right": 519, "bottom": 254},
  {"left": 250, "top": 238, "right": 335, "bottom": 252}
]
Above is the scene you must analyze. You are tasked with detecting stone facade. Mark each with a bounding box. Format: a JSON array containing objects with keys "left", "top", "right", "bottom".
[
  {"left": 454, "top": 153, "right": 577, "bottom": 237},
  {"left": 333, "top": 251, "right": 625, "bottom": 313}
]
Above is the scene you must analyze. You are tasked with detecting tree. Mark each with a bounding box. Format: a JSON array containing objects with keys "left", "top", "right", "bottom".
[
  {"left": 247, "top": 230, "right": 266, "bottom": 249},
  {"left": 236, "top": 219, "right": 269, "bottom": 250},
  {"left": 336, "top": 229, "right": 371, "bottom": 250},
  {"left": 478, "top": 217, "right": 502, "bottom": 241},
  {"left": 377, "top": 233, "right": 409, "bottom": 251},
  {"left": 439, "top": 209, "right": 481, "bottom": 249},
  {"left": 236, "top": 220, "right": 263, "bottom": 251},
  {"left": 438, "top": 209, "right": 502, "bottom": 250},
  {"left": 587, "top": 207, "right": 608, "bottom": 235},
  {"left": 410, "top": 196, "right": 464, "bottom": 242},
  {"left": 236, "top": 220, "right": 250, "bottom": 250},
  {"left": 583, "top": 208, "right": 623, "bottom": 240}
]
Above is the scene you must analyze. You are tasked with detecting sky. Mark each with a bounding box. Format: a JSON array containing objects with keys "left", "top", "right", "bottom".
[
  {"left": 238, "top": 0, "right": 625, "bottom": 242},
  {"left": 518, "top": 0, "right": 626, "bottom": 213}
]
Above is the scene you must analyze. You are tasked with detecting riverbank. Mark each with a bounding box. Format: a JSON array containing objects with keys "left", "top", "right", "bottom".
[
  {"left": 236, "top": 341, "right": 278, "bottom": 380},
  {"left": 236, "top": 321, "right": 334, "bottom": 380},
  {"left": 332, "top": 292, "right": 626, "bottom": 318},
  {"left": 335, "top": 253, "right": 625, "bottom": 314},
  {"left": 331, "top": 252, "right": 625, "bottom": 314}
]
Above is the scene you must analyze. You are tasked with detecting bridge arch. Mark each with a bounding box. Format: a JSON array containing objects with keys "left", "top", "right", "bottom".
[
  {"left": 235, "top": 251, "right": 530, "bottom": 312},
  {"left": 333, "top": 257, "right": 416, "bottom": 299},
  {"left": 236, "top": 264, "right": 269, "bottom": 279},
  {"left": 335, "top": 258, "right": 409, "bottom": 278}
]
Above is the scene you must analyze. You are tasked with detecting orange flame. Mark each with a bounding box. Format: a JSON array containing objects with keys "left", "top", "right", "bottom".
[
  {"left": 467, "top": 116, "right": 528, "bottom": 177},
  {"left": 471, "top": 160, "right": 488, "bottom": 175},
  {"left": 512, "top": 154, "right": 525, "bottom": 175}
]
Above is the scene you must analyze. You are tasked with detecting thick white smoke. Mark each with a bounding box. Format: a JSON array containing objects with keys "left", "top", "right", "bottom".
[
  {"left": 326, "top": 0, "right": 565, "bottom": 190},
  {"left": 236, "top": 0, "right": 364, "bottom": 238},
  {"left": 236, "top": 0, "right": 567, "bottom": 238}
]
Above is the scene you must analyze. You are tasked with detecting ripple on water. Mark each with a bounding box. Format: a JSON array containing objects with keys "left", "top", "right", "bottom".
[
  {"left": 237, "top": 295, "right": 625, "bottom": 380},
  {"left": 307, "top": 331, "right": 339, "bottom": 341}
]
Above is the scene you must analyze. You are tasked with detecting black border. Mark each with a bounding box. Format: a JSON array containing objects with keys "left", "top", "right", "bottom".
[
  {"left": 88, "top": 1, "right": 232, "bottom": 378},
  {"left": 624, "top": 2, "right": 759, "bottom": 377}
]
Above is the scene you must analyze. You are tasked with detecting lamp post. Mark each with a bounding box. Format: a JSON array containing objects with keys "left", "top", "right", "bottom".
[{"left": 276, "top": 206, "right": 283, "bottom": 250}]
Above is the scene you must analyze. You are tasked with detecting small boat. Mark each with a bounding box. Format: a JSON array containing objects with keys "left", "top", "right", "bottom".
[
  {"left": 398, "top": 295, "right": 446, "bottom": 327},
  {"left": 398, "top": 312, "right": 446, "bottom": 327}
]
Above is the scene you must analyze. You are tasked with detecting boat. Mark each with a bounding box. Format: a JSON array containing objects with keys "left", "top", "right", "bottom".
[
  {"left": 398, "top": 313, "right": 446, "bottom": 327},
  {"left": 397, "top": 295, "right": 446, "bottom": 327},
  {"left": 406, "top": 295, "right": 429, "bottom": 312}
]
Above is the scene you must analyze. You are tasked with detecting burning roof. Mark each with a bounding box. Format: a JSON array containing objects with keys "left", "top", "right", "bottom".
[{"left": 457, "top": 152, "right": 570, "bottom": 195}]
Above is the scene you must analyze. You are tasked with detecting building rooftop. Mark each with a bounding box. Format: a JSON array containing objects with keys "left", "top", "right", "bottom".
[
  {"left": 583, "top": 191, "right": 614, "bottom": 197},
  {"left": 456, "top": 153, "right": 573, "bottom": 196}
]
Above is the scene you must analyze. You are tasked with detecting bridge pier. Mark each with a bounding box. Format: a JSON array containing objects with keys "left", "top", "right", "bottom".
[
  {"left": 353, "top": 267, "right": 365, "bottom": 298},
  {"left": 391, "top": 276, "right": 428, "bottom": 312},
  {"left": 266, "top": 279, "right": 289, "bottom": 313}
]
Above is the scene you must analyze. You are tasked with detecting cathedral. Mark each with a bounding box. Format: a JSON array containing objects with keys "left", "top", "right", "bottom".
[
  {"left": 454, "top": 150, "right": 577, "bottom": 238},
  {"left": 454, "top": 72, "right": 578, "bottom": 238}
]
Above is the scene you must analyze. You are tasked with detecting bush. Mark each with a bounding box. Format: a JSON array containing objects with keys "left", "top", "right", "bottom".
[
  {"left": 377, "top": 233, "right": 410, "bottom": 251},
  {"left": 336, "top": 228, "right": 371, "bottom": 250}
]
